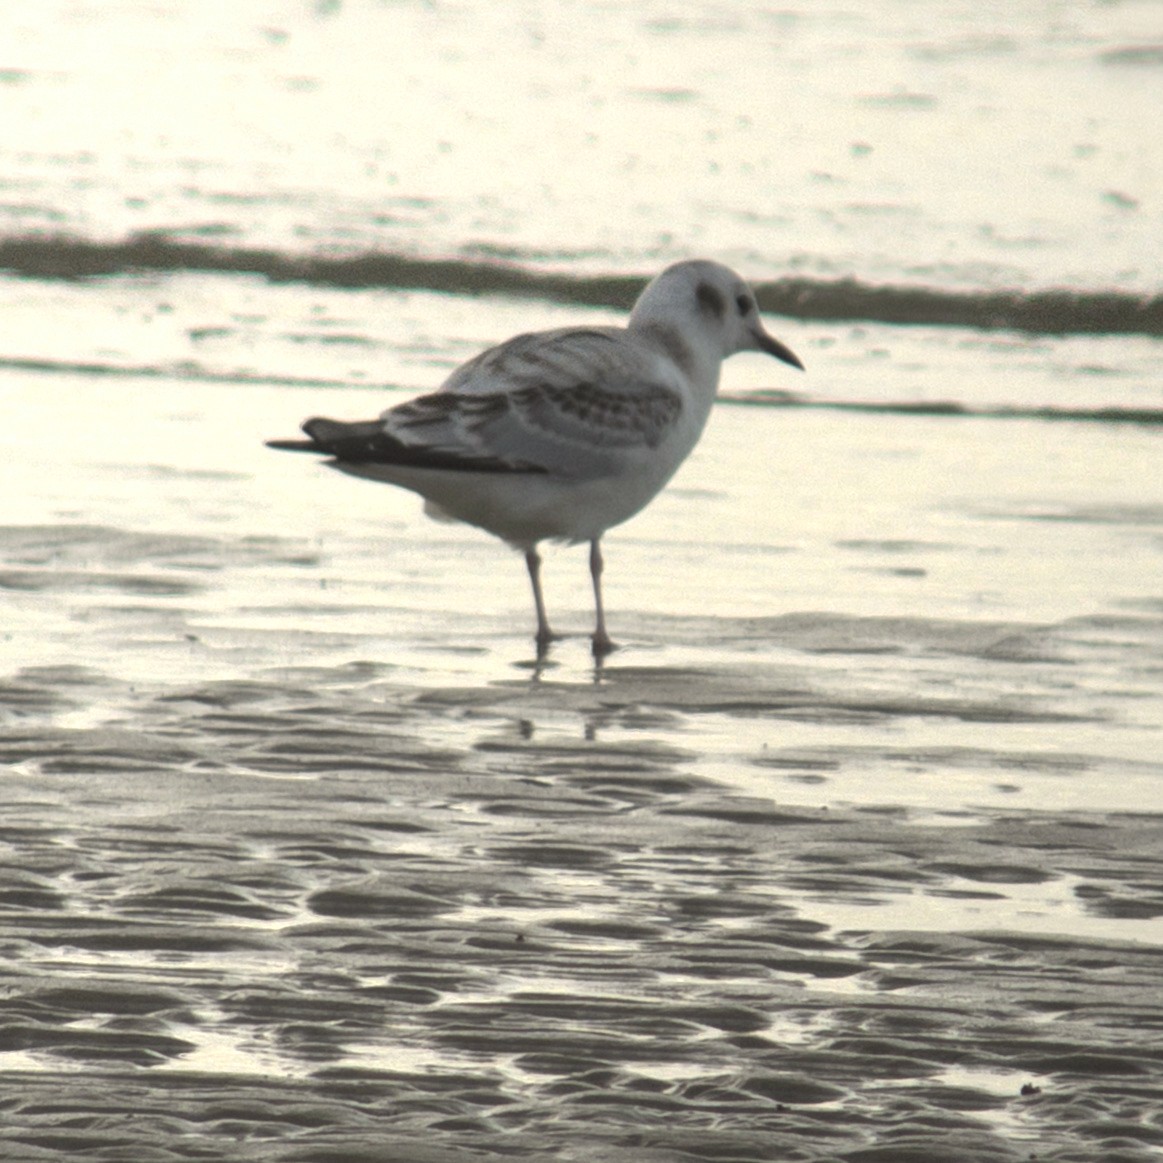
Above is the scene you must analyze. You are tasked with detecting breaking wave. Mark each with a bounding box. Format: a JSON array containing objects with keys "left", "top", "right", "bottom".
[{"left": 1, "top": 232, "right": 1160, "bottom": 337}]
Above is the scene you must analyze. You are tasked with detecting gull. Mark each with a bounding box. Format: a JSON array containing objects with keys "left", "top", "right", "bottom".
[{"left": 267, "top": 259, "right": 803, "bottom": 656}]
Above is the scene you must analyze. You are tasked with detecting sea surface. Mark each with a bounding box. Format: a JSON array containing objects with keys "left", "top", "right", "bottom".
[{"left": 1, "top": 3, "right": 1162, "bottom": 1161}]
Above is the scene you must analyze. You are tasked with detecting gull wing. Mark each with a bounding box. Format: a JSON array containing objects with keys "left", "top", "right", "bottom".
[{"left": 376, "top": 327, "right": 685, "bottom": 476}]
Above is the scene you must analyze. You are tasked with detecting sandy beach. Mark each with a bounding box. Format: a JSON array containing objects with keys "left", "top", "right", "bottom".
[
  {"left": 3, "top": 365, "right": 1162, "bottom": 1161},
  {"left": 3, "top": 655, "right": 1163, "bottom": 1162}
]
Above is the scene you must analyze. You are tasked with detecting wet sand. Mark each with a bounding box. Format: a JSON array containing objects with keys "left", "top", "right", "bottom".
[
  {"left": 3, "top": 662, "right": 1163, "bottom": 1162},
  {"left": 2, "top": 370, "right": 1163, "bottom": 1161}
]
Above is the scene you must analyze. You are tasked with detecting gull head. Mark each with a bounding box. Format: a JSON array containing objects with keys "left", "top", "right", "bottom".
[{"left": 629, "top": 259, "right": 804, "bottom": 373}]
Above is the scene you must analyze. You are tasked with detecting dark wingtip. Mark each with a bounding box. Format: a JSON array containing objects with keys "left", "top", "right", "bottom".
[
  {"left": 270, "top": 414, "right": 548, "bottom": 474},
  {"left": 266, "top": 438, "right": 323, "bottom": 452},
  {"left": 267, "top": 416, "right": 354, "bottom": 454}
]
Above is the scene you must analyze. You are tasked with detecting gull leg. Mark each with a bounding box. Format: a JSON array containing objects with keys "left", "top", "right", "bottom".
[
  {"left": 525, "top": 548, "right": 554, "bottom": 651},
  {"left": 589, "top": 538, "right": 616, "bottom": 656}
]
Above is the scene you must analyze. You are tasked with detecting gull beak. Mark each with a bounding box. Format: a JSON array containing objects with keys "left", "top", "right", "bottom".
[{"left": 753, "top": 327, "right": 804, "bottom": 371}]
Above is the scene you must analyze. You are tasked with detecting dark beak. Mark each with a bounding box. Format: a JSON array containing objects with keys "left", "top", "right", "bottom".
[{"left": 754, "top": 328, "right": 804, "bottom": 371}]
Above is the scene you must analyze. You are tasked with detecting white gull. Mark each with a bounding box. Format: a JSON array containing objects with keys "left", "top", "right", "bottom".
[{"left": 267, "top": 259, "right": 803, "bottom": 656}]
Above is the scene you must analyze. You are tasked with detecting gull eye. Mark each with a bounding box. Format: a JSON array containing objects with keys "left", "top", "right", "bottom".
[{"left": 735, "top": 293, "right": 753, "bottom": 315}]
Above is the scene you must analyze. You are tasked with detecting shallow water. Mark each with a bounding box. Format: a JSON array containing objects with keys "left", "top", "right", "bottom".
[{"left": 2, "top": 3, "right": 1162, "bottom": 1160}]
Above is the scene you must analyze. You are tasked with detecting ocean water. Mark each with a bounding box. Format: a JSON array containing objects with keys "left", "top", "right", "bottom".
[
  {"left": 2, "top": 3, "right": 1163, "bottom": 1161},
  {"left": 4, "top": 0, "right": 1162, "bottom": 290}
]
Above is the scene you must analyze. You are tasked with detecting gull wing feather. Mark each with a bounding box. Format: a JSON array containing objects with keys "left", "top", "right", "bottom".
[{"left": 439, "top": 327, "right": 626, "bottom": 395}]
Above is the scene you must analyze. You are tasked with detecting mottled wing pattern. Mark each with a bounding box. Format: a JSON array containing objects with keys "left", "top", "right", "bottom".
[
  {"left": 378, "top": 326, "right": 685, "bottom": 475},
  {"left": 509, "top": 380, "right": 681, "bottom": 450}
]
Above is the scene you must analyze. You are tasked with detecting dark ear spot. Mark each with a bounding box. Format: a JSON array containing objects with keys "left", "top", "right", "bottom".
[{"left": 696, "top": 281, "right": 726, "bottom": 320}]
